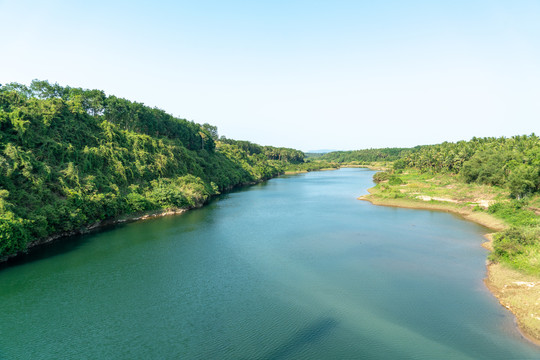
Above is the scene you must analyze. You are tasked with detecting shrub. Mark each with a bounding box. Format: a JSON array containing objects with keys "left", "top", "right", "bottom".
[
  {"left": 373, "top": 171, "right": 391, "bottom": 183},
  {"left": 388, "top": 176, "right": 404, "bottom": 185},
  {"left": 491, "top": 227, "right": 539, "bottom": 261}
]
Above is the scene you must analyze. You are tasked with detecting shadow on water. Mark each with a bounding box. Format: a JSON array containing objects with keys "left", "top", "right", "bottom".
[
  {"left": 0, "top": 180, "right": 273, "bottom": 273},
  {"left": 256, "top": 317, "right": 338, "bottom": 360},
  {"left": 0, "top": 223, "right": 127, "bottom": 272}
]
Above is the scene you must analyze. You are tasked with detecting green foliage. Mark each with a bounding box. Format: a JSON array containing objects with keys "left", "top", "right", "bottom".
[
  {"left": 202, "top": 123, "right": 219, "bottom": 141},
  {"left": 0, "top": 212, "right": 32, "bottom": 255},
  {"left": 319, "top": 148, "right": 409, "bottom": 163},
  {"left": 388, "top": 176, "right": 404, "bottom": 186},
  {"left": 491, "top": 227, "right": 540, "bottom": 275},
  {"left": 508, "top": 165, "right": 538, "bottom": 199},
  {"left": 219, "top": 137, "right": 305, "bottom": 163},
  {"left": 374, "top": 183, "right": 405, "bottom": 199},
  {"left": 281, "top": 160, "right": 338, "bottom": 173},
  {"left": 373, "top": 171, "right": 391, "bottom": 183},
  {"left": 0, "top": 80, "right": 298, "bottom": 259},
  {"left": 487, "top": 200, "right": 539, "bottom": 228},
  {"left": 402, "top": 135, "right": 540, "bottom": 197},
  {"left": 484, "top": 200, "right": 540, "bottom": 275},
  {"left": 493, "top": 227, "right": 537, "bottom": 257},
  {"left": 461, "top": 149, "right": 510, "bottom": 186},
  {"left": 146, "top": 176, "right": 211, "bottom": 208},
  {"left": 392, "top": 159, "right": 407, "bottom": 170}
]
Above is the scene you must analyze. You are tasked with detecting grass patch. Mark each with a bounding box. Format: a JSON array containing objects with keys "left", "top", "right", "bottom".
[
  {"left": 486, "top": 199, "right": 540, "bottom": 276},
  {"left": 490, "top": 226, "right": 540, "bottom": 276},
  {"left": 488, "top": 201, "right": 539, "bottom": 227}
]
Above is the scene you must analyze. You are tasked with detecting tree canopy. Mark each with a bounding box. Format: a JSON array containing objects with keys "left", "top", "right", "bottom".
[{"left": 401, "top": 135, "right": 540, "bottom": 198}]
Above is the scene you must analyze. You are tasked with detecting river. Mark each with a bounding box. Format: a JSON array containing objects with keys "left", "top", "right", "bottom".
[{"left": 1, "top": 168, "right": 539, "bottom": 359}]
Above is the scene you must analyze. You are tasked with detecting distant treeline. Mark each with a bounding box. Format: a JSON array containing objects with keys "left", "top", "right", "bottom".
[
  {"left": 317, "top": 148, "right": 410, "bottom": 163},
  {"left": 219, "top": 138, "right": 338, "bottom": 173},
  {"left": 0, "top": 80, "right": 306, "bottom": 259}
]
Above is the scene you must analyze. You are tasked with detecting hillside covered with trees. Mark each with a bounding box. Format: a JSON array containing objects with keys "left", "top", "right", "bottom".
[{"left": 0, "top": 80, "right": 309, "bottom": 259}]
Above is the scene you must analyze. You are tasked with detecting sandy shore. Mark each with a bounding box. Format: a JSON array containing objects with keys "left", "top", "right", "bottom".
[
  {"left": 358, "top": 190, "right": 507, "bottom": 230},
  {"left": 485, "top": 262, "right": 540, "bottom": 346},
  {"left": 359, "top": 191, "right": 540, "bottom": 346}
]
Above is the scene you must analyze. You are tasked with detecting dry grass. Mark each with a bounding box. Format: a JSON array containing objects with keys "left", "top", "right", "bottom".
[
  {"left": 486, "top": 263, "right": 540, "bottom": 345},
  {"left": 342, "top": 162, "right": 390, "bottom": 171},
  {"left": 359, "top": 185, "right": 508, "bottom": 231},
  {"left": 394, "top": 171, "right": 509, "bottom": 204}
]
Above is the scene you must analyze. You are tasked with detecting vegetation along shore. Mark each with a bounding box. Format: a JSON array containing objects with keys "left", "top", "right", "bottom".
[{"left": 327, "top": 137, "right": 540, "bottom": 344}]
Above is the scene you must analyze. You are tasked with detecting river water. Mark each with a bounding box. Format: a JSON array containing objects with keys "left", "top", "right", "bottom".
[{"left": 1, "top": 168, "right": 539, "bottom": 359}]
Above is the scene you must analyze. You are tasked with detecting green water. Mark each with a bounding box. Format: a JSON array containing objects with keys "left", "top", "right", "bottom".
[{"left": 1, "top": 168, "right": 539, "bottom": 359}]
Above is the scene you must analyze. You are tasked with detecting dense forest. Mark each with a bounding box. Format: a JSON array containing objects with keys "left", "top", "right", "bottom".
[
  {"left": 0, "top": 80, "right": 310, "bottom": 259},
  {"left": 399, "top": 135, "right": 540, "bottom": 199}
]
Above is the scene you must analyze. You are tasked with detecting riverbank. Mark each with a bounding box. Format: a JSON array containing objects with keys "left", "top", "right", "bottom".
[
  {"left": 341, "top": 163, "right": 390, "bottom": 171},
  {"left": 1, "top": 165, "right": 340, "bottom": 262},
  {"left": 359, "top": 185, "right": 540, "bottom": 345},
  {"left": 486, "top": 262, "right": 540, "bottom": 346},
  {"left": 284, "top": 167, "right": 339, "bottom": 175},
  {"left": 3, "top": 164, "right": 345, "bottom": 264},
  {"left": 0, "top": 177, "right": 266, "bottom": 264},
  {"left": 2, "top": 163, "right": 334, "bottom": 263},
  {"left": 282, "top": 163, "right": 388, "bottom": 175},
  {"left": 283, "top": 163, "right": 387, "bottom": 175},
  {"left": 358, "top": 188, "right": 507, "bottom": 231},
  {"left": 0, "top": 206, "right": 195, "bottom": 265}
]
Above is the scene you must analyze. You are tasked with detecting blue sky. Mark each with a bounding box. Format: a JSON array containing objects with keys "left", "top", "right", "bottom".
[{"left": 1, "top": 0, "right": 539, "bottom": 151}]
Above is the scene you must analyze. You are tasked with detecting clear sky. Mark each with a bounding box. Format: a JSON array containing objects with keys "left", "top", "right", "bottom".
[{"left": 1, "top": 0, "right": 539, "bottom": 151}]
